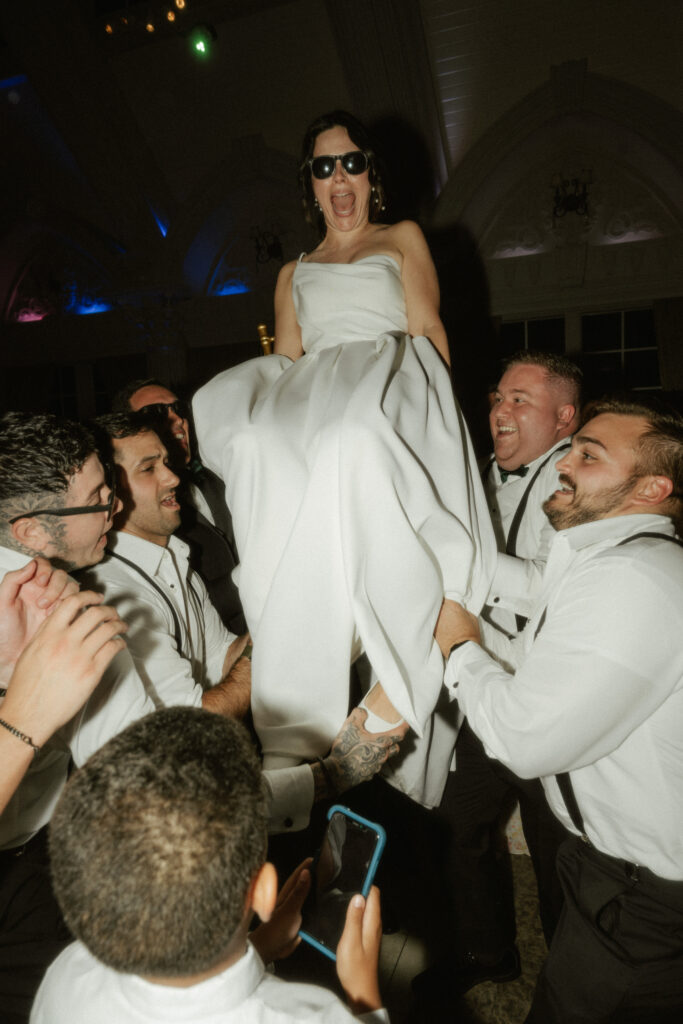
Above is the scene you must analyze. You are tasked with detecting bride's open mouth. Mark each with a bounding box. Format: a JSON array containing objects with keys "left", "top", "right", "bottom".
[{"left": 331, "top": 191, "right": 355, "bottom": 215}]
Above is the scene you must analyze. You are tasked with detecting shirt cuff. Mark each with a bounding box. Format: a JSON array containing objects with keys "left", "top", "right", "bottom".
[
  {"left": 263, "top": 764, "right": 314, "bottom": 834},
  {"left": 489, "top": 552, "right": 541, "bottom": 617},
  {"left": 443, "top": 639, "right": 479, "bottom": 697}
]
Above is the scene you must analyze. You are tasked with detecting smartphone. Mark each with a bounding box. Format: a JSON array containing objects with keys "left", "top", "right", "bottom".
[{"left": 299, "top": 804, "right": 386, "bottom": 961}]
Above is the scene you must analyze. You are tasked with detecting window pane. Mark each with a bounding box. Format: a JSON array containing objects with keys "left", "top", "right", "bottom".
[
  {"left": 579, "top": 351, "right": 624, "bottom": 398},
  {"left": 527, "top": 317, "right": 565, "bottom": 353},
  {"left": 499, "top": 321, "right": 525, "bottom": 357},
  {"left": 624, "top": 349, "right": 660, "bottom": 389},
  {"left": 581, "top": 312, "right": 620, "bottom": 352},
  {"left": 624, "top": 309, "right": 655, "bottom": 349}
]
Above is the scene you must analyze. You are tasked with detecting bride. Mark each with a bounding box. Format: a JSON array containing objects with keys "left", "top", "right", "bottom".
[{"left": 193, "top": 111, "right": 496, "bottom": 806}]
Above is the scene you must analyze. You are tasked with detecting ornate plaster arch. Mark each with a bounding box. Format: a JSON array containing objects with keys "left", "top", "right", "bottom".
[{"left": 433, "top": 61, "right": 683, "bottom": 317}]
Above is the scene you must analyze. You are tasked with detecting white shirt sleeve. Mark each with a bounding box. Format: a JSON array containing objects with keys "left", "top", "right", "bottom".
[
  {"left": 66, "top": 648, "right": 161, "bottom": 767},
  {"left": 488, "top": 551, "right": 545, "bottom": 617},
  {"left": 452, "top": 554, "right": 683, "bottom": 779},
  {"left": 263, "top": 765, "right": 315, "bottom": 834}
]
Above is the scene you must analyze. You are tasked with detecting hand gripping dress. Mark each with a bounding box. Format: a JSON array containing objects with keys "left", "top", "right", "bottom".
[{"left": 193, "top": 254, "right": 496, "bottom": 806}]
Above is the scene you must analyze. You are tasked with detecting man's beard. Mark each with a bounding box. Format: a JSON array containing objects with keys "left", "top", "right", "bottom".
[{"left": 543, "top": 474, "right": 639, "bottom": 531}]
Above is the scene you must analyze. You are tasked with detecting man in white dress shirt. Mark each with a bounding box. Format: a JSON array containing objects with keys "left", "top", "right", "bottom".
[
  {"left": 31, "top": 707, "right": 389, "bottom": 1024},
  {"left": 483, "top": 350, "right": 581, "bottom": 633},
  {"left": 88, "top": 413, "right": 252, "bottom": 719},
  {"left": 114, "top": 378, "right": 246, "bottom": 633},
  {"left": 419, "top": 354, "right": 582, "bottom": 1004},
  {"left": 0, "top": 412, "right": 157, "bottom": 1024},
  {"left": 436, "top": 398, "right": 683, "bottom": 1023}
]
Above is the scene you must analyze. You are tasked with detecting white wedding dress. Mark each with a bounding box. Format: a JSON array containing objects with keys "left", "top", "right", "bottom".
[{"left": 194, "top": 254, "right": 496, "bottom": 805}]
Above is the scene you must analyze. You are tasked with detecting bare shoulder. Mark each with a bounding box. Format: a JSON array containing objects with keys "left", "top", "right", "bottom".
[
  {"left": 387, "top": 219, "right": 429, "bottom": 251},
  {"left": 276, "top": 260, "right": 298, "bottom": 288}
]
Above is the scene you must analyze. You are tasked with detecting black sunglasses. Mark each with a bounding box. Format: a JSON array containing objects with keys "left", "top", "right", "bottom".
[
  {"left": 309, "top": 150, "right": 369, "bottom": 180},
  {"left": 138, "top": 399, "right": 189, "bottom": 420},
  {"left": 9, "top": 464, "right": 117, "bottom": 524}
]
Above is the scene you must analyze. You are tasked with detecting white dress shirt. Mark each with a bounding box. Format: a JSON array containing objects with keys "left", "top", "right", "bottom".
[
  {"left": 31, "top": 940, "right": 389, "bottom": 1024},
  {"left": 85, "top": 532, "right": 315, "bottom": 834},
  {"left": 446, "top": 514, "right": 683, "bottom": 880},
  {"left": 484, "top": 437, "right": 570, "bottom": 631},
  {"left": 0, "top": 545, "right": 156, "bottom": 850},
  {"left": 85, "top": 531, "right": 232, "bottom": 708}
]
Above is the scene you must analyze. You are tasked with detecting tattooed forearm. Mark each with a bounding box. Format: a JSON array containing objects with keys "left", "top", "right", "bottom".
[{"left": 315, "top": 707, "right": 405, "bottom": 798}]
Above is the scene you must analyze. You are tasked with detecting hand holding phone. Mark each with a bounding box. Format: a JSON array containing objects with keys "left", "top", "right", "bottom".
[
  {"left": 299, "top": 805, "right": 386, "bottom": 961},
  {"left": 250, "top": 858, "right": 312, "bottom": 963},
  {"left": 336, "top": 886, "right": 383, "bottom": 1014}
]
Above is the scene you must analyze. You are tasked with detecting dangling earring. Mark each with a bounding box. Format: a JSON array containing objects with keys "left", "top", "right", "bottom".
[{"left": 314, "top": 199, "right": 321, "bottom": 210}]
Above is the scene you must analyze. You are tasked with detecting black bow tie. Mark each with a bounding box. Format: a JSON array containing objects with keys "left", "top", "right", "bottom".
[{"left": 498, "top": 464, "right": 529, "bottom": 483}]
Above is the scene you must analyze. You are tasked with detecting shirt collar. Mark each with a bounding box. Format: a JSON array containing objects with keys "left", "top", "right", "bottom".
[
  {"left": 116, "top": 942, "right": 263, "bottom": 1017},
  {"left": 557, "top": 513, "right": 675, "bottom": 553},
  {"left": 107, "top": 531, "right": 190, "bottom": 577},
  {"left": 492, "top": 436, "right": 571, "bottom": 485}
]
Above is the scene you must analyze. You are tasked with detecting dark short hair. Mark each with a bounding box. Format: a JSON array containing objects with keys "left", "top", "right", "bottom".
[
  {"left": 95, "top": 411, "right": 154, "bottom": 442},
  {"left": 502, "top": 350, "right": 583, "bottom": 410},
  {"left": 0, "top": 412, "right": 96, "bottom": 540},
  {"left": 111, "top": 378, "right": 170, "bottom": 413},
  {"left": 581, "top": 396, "right": 683, "bottom": 530},
  {"left": 299, "top": 110, "right": 387, "bottom": 235},
  {"left": 49, "top": 708, "right": 267, "bottom": 977},
  {"left": 91, "top": 413, "right": 156, "bottom": 476}
]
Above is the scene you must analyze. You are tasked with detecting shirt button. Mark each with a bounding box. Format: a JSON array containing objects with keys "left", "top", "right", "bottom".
[{"left": 493, "top": 596, "right": 500, "bottom": 603}]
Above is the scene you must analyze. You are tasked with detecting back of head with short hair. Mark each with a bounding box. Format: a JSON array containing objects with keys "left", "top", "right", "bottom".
[
  {"left": 49, "top": 708, "right": 267, "bottom": 977},
  {"left": 503, "top": 350, "right": 583, "bottom": 410},
  {"left": 581, "top": 396, "right": 683, "bottom": 533},
  {"left": 0, "top": 412, "right": 96, "bottom": 546}
]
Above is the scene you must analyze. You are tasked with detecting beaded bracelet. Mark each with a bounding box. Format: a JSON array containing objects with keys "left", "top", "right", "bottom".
[{"left": 0, "top": 717, "right": 40, "bottom": 757}]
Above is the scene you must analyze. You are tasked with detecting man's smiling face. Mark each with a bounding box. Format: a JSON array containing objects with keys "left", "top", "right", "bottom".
[
  {"left": 543, "top": 413, "right": 650, "bottom": 531},
  {"left": 490, "top": 363, "right": 575, "bottom": 471}
]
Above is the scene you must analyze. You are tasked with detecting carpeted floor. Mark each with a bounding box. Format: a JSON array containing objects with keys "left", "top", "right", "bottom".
[{"left": 379, "top": 854, "right": 547, "bottom": 1023}]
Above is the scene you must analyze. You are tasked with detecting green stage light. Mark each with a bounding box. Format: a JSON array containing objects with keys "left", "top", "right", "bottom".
[{"left": 188, "top": 23, "right": 216, "bottom": 58}]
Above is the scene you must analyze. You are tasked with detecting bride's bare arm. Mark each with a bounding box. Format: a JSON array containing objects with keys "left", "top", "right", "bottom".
[
  {"left": 274, "top": 261, "right": 305, "bottom": 360},
  {"left": 392, "top": 221, "right": 450, "bottom": 367}
]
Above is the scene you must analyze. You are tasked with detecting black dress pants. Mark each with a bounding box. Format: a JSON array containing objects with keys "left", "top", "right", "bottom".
[
  {"left": 526, "top": 836, "right": 683, "bottom": 1023},
  {"left": 436, "top": 718, "right": 566, "bottom": 959},
  {"left": 0, "top": 829, "right": 70, "bottom": 1024}
]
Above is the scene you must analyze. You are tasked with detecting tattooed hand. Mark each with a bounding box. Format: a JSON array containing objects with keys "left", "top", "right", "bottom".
[{"left": 316, "top": 707, "right": 408, "bottom": 798}]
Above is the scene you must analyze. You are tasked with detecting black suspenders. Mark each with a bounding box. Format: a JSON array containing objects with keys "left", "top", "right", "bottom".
[
  {"left": 484, "top": 443, "right": 571, "bottom": 631},
  {"left": 504, "top": 443, "right": 571, "bottom": 559},
  {"left": 533, "top": 530, "right": 682, "bottom": 842},
  {"left": 108, "top": 550, "right": 202, "bottom": 658}
]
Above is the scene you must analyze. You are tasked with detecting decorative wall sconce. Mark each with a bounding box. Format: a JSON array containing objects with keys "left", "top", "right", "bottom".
[{"left": 552, "top": 170, "right": 592, "bottom": 220}]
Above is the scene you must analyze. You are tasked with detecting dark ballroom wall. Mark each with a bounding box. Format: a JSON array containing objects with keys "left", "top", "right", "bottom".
[{"left": 0, "top": 0, "right": 680, "bottom": 423}]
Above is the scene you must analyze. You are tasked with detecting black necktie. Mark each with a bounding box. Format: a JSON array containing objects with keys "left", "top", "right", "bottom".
[{"left": 498, "top": 464, "right": 529, "bottom": 483}]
